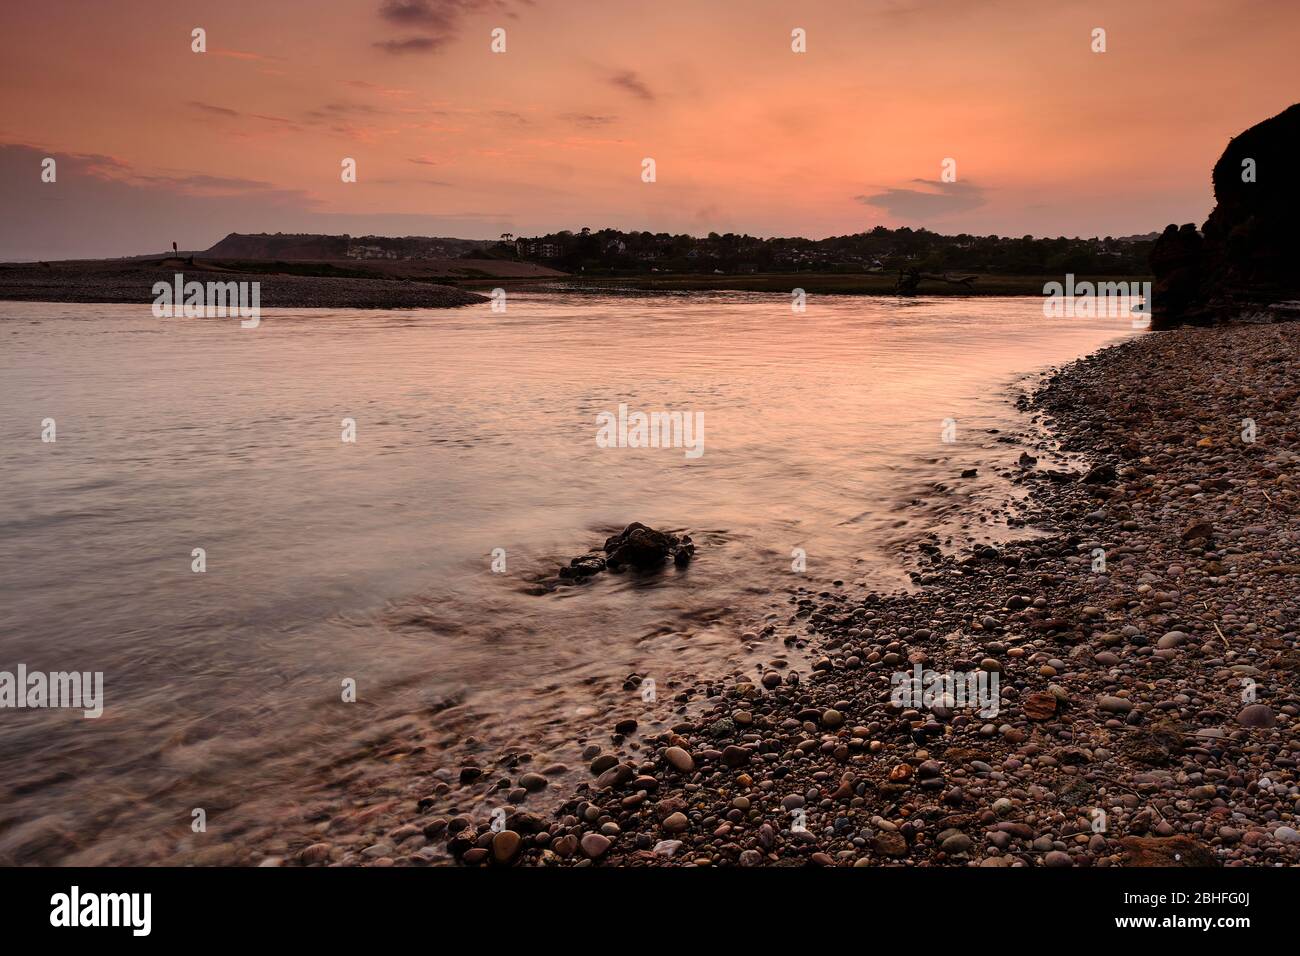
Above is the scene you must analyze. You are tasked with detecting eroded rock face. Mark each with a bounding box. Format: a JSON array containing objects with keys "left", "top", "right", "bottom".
[
  {"left": 1149, "top": 223, "right": 1205, "bottom": 327},
  {"left": 1150, "top": 103, "right": 1300, "bottom": 329}
]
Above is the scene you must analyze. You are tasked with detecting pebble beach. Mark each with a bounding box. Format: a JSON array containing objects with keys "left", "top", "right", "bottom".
[{"left": 324, "top": 320, "right": 1300, "bottom": 868}]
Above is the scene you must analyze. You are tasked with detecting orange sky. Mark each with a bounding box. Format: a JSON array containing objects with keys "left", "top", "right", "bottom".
[{"left": 2, "top": 0, "right": 1298, "bottom": 258}]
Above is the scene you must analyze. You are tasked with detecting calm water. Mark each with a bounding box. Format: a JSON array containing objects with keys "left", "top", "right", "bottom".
[{"left": 0, "top": 293, "right": 1138, "bottom": 863}]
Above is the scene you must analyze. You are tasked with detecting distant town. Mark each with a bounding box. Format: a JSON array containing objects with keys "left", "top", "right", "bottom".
[
  {"left": 204, "top": 227, "right": 1158, "bottom": 278},
  {"left": 505, "top": 227, "right": 1158, "bottom": 276}
]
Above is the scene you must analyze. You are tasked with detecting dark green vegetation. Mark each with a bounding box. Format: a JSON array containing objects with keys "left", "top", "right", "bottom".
[
  {"left": 505, "top": 226, "right": 1157, "bottom": 278},
  {"left": 520, "top": 272, "right": 1152, "bottom": 297}
]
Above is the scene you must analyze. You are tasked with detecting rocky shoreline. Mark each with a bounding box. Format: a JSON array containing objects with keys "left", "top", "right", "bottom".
[{"left": 288, "top": 320, "right": 1298, "bottom": 868}]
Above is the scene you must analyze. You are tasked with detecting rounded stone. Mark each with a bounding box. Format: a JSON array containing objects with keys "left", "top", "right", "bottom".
[
  {"left": 662, "top": 812, "right": 690, "bottom": 833},
  {"left": 1237, "top": 704, "right": 1276, "bottom": 728},
  {"left": 492, "top": 830, "right": 522, "bottom": 864},
  {"left": 663, "top": 746, "right": 695, "bottom": 773},
  {"left": 298, "top": 843, "right": 331, "bottom": 865},
  {"left": 519, "top": 772, "right": 548, "bottom": 792}
]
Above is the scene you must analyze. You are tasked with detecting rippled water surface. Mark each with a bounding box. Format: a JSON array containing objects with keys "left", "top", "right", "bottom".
[{"left": 0, "top": 293, "right": 1138, "bottom": 863}]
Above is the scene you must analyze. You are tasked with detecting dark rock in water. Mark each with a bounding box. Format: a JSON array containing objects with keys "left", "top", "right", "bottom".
[
  {"left": 603, "top": 522, "right": 694, "bottom": 571},
  {"left": 556, "top": 523, "right": 694, "bottom": 583},
  {"left": 1151, "top": 103, "right": 1300, "bottom": 328},
  {"left": 558, "top": 554, "right": 606, "bottom": 579}
]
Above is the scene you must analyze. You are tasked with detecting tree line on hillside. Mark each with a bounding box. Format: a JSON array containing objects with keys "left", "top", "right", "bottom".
[{"left": 496, "top": 226, "right": 1157, "bottom": 275}]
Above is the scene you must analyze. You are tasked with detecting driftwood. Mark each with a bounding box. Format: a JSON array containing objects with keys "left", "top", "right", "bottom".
[{"left": 895, "top": 268, "right": 977, "bottom": 295}]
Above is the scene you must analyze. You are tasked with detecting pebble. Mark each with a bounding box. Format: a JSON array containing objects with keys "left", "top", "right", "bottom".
[
  {"left": 663, "top": 747, "right": 695, "bottom": 773},
  {"left": 580, "top": 833, "right": 611, "bottom": 859},
  {"left": 384, "top": 326, "right": 1300, "bottom": 874},
  {"left": 1237, "top": 704, "right": 1276, "bottom": 728},
  {"left": 492, "top": 830, "right": 522, "bottom": 864},
  {"left": 519, "top": 772, "right": 548, "bottom": 792},
  {"left": 662, "top": 812, "right": 689, "bottom": 834},
  {"left": 298, "top": 843, "right": 331, "bottom": 865}
]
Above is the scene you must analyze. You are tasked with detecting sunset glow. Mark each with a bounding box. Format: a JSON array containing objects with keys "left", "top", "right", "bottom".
[{"left": 4, "top": 0, "right": 1299, "bottom": 259}]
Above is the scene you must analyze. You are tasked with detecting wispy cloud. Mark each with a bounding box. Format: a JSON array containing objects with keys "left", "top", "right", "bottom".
[
  {"left": 348, "top": 80, "right": 416, "bottom": 97},
  {"left": 855, "top": 179, "right": 986, "bottom": 220},
  {"left": 189, "top": 101, "right": 302, "bottom": 132},
  {"left": 211, "top": 48, "right": 281, "bottom": 62},
  {"left": 378, "top": 0, "right": 459, "bottom": 28},
  {"left": 374, "top": 0, "right": 531, "bottom": 55},
  {"left": 12, "top": 146, "right": 133, "bottom": 181},
  {"left": 0, "top": 143, "right": 521, "bottom": 260},
  {"left": 304, "top": 102, "right": 391, "bottom": 121},
  {"left": 131, "top": 172, "right": 308, "bottom": 199},
  {"left": 373, "top": 36, "right": 449, "bottom": 54},
  {"left": 608, "top": 70, "right": 654, "bottom": 101},
  {"left": 370, "top": 176, "right": 455, "bottom": 187},
  {"left": 189, "top": 101, "right": 240, "bottom": 118},
  {"left": 43, "top": 147, "right": 313, "bottom": 202},
  {"left": 561, "top": 112, "right": 617, "bottom": 128}
]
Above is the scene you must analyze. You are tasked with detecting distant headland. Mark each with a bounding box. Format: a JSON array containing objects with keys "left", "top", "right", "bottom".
[{"left": 0, "top": 227, "right": 1158, "bottom": 308}]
